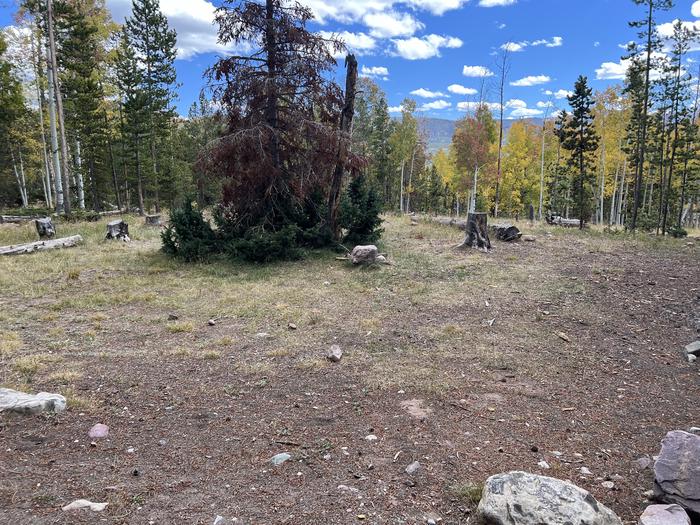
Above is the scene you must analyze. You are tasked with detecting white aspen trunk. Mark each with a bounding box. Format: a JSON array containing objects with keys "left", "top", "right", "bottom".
[
  {"left": 471, "top": 165, "right": 478, "bottom": 213},
  {"left": 11, "top": 150, "right": 29, "bottom": 207},
  {"left": 18, "top": 149, "right": 29, "bottom": 207},
  {"left": 538, "top": 123, "right": 547, "bottom": 221},
  {"left": 75, "top": 139, "right": 85, "bottom": 210},
  {"left": 456, "top": 196, "right": 460, "bottom": 218},
  {"left": 399, "top": 161, "right": 405, "bottom": 213},
  {"left": 648, "top": 182, "right": 654, "bottom": 215},
  {"left": 46, "top": 42, "right": 63, "bottom": 213},
  {"left": 406, "top": 148, "right": 416, "bottom": 214},
  {"left": 609, "top": 163, "right": 619, "bottom": 226},
  {"left": 32, "top": 31, "right": 52, "bottom": 209},
  {"left": 599, "top": 144, "right": 606, "bottom": 224},
  {"left": 47, "top": 0, "right": 71, "bottom": 214}
]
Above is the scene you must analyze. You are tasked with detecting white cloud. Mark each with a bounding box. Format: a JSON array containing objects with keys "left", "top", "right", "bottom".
[
  {"left": 501, "top": 41, "right": 527, "bottom": 52},
  {"left": 410, "top": 88, "right": 447, "bottom": 98},
  {"left": 544, "top": 89, "right": 573, "bottom": 99},
  {"left": 498, "top": 23, "right": 507, "bottom": 30},
  {"left": 595, "top": 58, "right": 630, "bottom": 80},
  {"left": 448, "top": 84, "right": 478, "bottom": 95},
  {"left": 510, "top": 107, "right": 543, "bottom": 118},
  {"left": 320, "top": 31, "right": 377, "bottom": 57},
  {"left": 393, "top": 34, "right": 463, "bottom": 60},
  {"left": 693, "top": 1, "right": 700, "bottom": 17},
  {"left": 360, "top": 65, "right": 390, "bottom": 80},
  {"left": 463, "top": 65, "right": 495, "bottom": 77},
  {"left": 295, "top": 0, "right": 466, "bottom": 24},
  {"left": 505, "top": 99, "right": 527, "bottom": 108},
  {"left": 479, "top": 0, "right": 517, "bottom": 6},
  {"left": 536, "top": 100, "right": 555, "bottom": 108},
  {"left": 510, "top": 75, "right": 551, "bottom": 87},
  {"left": 420, "top": 100, "right": 451, "bottom": 111},
  {"left": 531, "top": 36, "right": 563, "bottom": 48},
  {"left": 389, "top": 105, "right": 405, "bottom": 113},
  {"left": 363, "top": 11, "right": 424, "bottom": 38},
  {"left": 458, "top": 101, "right": 502, "bottom": 112},
  {"left": 593, "top": 41, "right": 600, "bottom": 47},
  {"left": 108, "top": 0, "right": 234, "bottom": 59}
]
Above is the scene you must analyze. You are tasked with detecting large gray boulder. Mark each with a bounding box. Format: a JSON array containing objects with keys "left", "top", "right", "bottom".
[
  {"left": 350, "top": 245, "right": 378, "bottom": 265},
  {"left": 638, "top": 504, "right": 690, "bottom": 525},
  {"left": 0, "top": 388, "right": 67, "bottom": 415},
  {"left": 476, "top": 471, "right": 622, "bottom": 525},
  {"left": 653, "top": 431, "right": 700, "bottom": 516}
]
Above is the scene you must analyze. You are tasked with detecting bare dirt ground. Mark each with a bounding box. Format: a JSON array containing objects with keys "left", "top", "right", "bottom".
[{"left": 1, "top": 216, "right": 698, "bottom": 524}]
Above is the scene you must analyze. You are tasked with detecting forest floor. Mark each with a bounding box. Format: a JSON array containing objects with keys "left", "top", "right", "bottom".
[{"left": 0, "top": 215, "right": 699, "bottom": 525}]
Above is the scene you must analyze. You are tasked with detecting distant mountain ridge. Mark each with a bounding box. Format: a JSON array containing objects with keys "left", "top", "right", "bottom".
[{"left": 416, "top": 117, "right": 545, "bottom": 154}]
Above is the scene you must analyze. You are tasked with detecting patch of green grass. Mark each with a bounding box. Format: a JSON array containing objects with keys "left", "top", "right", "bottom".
[
  {"left": 450, "top": 482, "right": 484, "bottom": 507},
  {"left": 0, "top": 331, "right": 22, "bottom": 357},
  {"left": 167, "top": 321, "right": 195, "bottom": 333}
]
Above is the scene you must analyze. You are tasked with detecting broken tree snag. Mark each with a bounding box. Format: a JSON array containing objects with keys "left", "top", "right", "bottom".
[
  {"left": 105, "top": 220, "right": 130, "bottom": 241},
  {"left": 35, "top": 217, "right": 55, "bottom": 239},
  {"left": 144, "top": 214, "right": 161, "bottom": 227},
  {"left": 491, "top": 223, "right": 522, "bottom": 242},
  {"left": 0, "top": 235, "right": 83, "bottom": 256},
  {"left": 460, "top": 212, "right": 491, "bottom": 251}
]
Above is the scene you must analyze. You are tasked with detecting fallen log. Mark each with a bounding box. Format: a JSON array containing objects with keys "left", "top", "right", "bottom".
[
  {"left": 0, "top": 235, "right": 83, "bottom": 256},
  {"left": 490, "top": 223, "right": 522, "bottom": 242},
  {"left": 459, "top": 212, "right": 491, "bottom": 251},
  {"left": 106, "top": 220, "right": 130, "bottom": 241},
  {"left": 546, "top": 215, "right": 584, "bottom": 228},
  {"left": 99, "top": 209, "right": 125, "bottom": 217},
  {"left": 1, "top": 215, "right": 43, "bottom": 224}
]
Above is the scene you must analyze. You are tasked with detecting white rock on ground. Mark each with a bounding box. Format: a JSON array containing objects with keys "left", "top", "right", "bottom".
[
  {"left": 327, "top": 345, "right": 343, "bottom": 363},
  {"left": 638, "top": 504, "right": 691, "bottom": 525},
  {"left": 62, "top": 500, "right": 108, "bottom": 512},
  {"left": 0, "top": 388, "right": 66, "bottom": 415},
  {"left": 476, "top": 471, "right": 622, "bottom": 525}
]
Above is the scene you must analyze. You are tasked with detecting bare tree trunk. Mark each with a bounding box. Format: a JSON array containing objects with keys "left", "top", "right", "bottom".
[
  {"left": 406, "top": 146, "right": 416, "bottom": 213},
  {"left": 74, "top": 139, "right": 86, "bottom": 210},
  {"left": 538, "top": 120, "right": 546, "bottom": 221},
  {"left": 47, "top": 0, "right": 71, "bottom": 214},
  {"left": 630, "top": 0, "right": 654, "bottom": 231},
  {"left": 136, "top": 136, "right": 145, "bottom": 215},
  {"left": 399, "top": 161, "right": 405, "bottom": 213},
  {"left": 327, "top": 54, "right": 357, "bottom": 239},
  {"left": 45, "top": 36, "right": 63, "bottom": 213},
  {"left": 32, "top": 31, "right": 52, "bottom": 209},
  {"left": 494, "top": 50, "right": 508, "bottom": 218},
  {"left": 11, "top": 149, "right": 29, "bottom": 207}
]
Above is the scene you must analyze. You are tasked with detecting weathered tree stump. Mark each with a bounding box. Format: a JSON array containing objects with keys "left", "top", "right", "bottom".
[
  {"left": 460, "top": 212, "right": 491, "bottom": 251},
  {"left": 35, "top": 217, "right": 55, "bottom": 239},
  {"left": 106, "top": 220, "right": 130, "bottom": 241},
  {"left": 491, "top": 223, "right": 522, "bottom": 242},
  {"left": 0, "top": 235, "right": 83, "bottom": 256},
  {"left": 144, "top": 214, "right": 161, "bottom": 227}
]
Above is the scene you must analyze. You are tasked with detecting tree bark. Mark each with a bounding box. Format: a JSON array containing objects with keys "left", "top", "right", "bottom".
[
  {"left": 460, "top": 212, "right": 491, "bottom": 251},
  {"left": 327, "top": 54, "right": 357, "bottom": 240}
]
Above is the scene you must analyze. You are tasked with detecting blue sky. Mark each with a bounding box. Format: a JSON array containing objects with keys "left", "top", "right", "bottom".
[{"left": 1, "top": 0, "right": 699, "bottom": 120}]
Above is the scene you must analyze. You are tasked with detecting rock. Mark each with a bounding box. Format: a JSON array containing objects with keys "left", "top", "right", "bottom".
[
  {"left": 522, "top": 235, "right": 537, "bottom": 242},
  {"left": 685, "top": 341, "right": 700, "bottom": 356},
  {"left": 636, "top": 456, "right": 652, "bottom": 470},
  {"left": 376, "top": 254, "right": 388, "bottom": 264},
  {"left": 688, "top": 354, "right": 697, "bottom": 364},
  {"left": 638, "top": 504, "right": 691, "bottom": 525},
  {"left": 288, "top": 323, "right": 297, "bottom": 330},
  {"left": 271, "top": 452, "right": 291, "bottom": 466},
  {"left": 601, "top": 481, "right": 615, "bottom": 490},
  {"left": 213, "top": 516, "right": 232, "bottom": 525},
  {"left": 653, "top": 431, "right": 700, "bottom": 515},
  {"left": 0, "top": 388, "right": 67, "bottom": 415},
  {"left": 327, "top": 345, "right": 343, "bottom": 363},
  {"left": 689, "top": 427, "right": 700, "bottom": 435},
  {"left": 350, "top": 245, "right": 379, "bottom": 265},
  {"left": 406, "top": 461, "right": 420, "bottom": 475},
  {"left": 365, "top": 434, "right": 378, "bottom": 441},
  {"left": 62, "top": 500, "right": 108, "bottom": 512},
  {"left": 537, "top": 460, "right": 550, "bottom": 469},
  {"left": 580, "top": 467, "right": 592, "bottom": 475},
  {"left": 208, "top": 319, "right": 216, "bottom": 326},
  {"left": 168, "top": 314, "right": 179, "bottom": 320},
  {"left": 88, "top": 423, "right": 109, "bottom": 439},
  {"left": 477, "top": 471, "right": 622, "bottom": 525}
]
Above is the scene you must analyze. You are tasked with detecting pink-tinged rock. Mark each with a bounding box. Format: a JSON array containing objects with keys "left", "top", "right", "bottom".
[
  {"left": 88, "top": 423, "right": 109, "bottom": 439},
  {"left": 638, "top": 504, "right": 690, "bottom": 525},
  {"left": 653, "top": 431, "right": 700, "bottom": 515}
]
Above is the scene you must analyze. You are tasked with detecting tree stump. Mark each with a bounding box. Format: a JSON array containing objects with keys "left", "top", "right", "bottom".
[
  {"left": 145, "top": 214, "right": 161, "bottom": 227},
  {"left": 460, "top": 212, "right": 491, "bottom": 251},
  {"left": 35, "top": 218, "right": 55, "bottom": 239},
  {"left": 106, "top": 220, "right": 130, "bottom": 241},
  {"left": 491, "top": 223, "right": 522, "bottom": 242}
]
